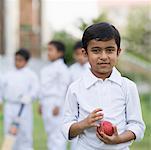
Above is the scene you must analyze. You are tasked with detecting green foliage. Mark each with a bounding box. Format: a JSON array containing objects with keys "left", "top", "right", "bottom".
[
  {"left": 53, "top": 30, "right": 77, "bottom": 65},
  {"left": 79, "top": 11, "right": 110, "bottom": 31},
  {"left": 123, "top": 7, "right": 151, "bottom": 62}
]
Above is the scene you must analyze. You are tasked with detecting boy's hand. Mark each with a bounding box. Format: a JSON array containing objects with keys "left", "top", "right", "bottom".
[
  {"left": 52, "top": 106, "right": 60, "bottom": 116},
  {"left": 21, "top": 95, "right": 31, "bottom": 105},
  {"left": 96, "top": 126, "right": 121, "bottom": 144},
  {"left": 0, "top": 103, "right": 2, "bottom": 112},
  {"left": 82, "top": 108, "right": 104, "bottom": 129},
  {"left": 69, "top": 108, "right": 104, "bottom": 139},
  {"left": 38, "top": 105, "right": 42, "bottom": 115}
]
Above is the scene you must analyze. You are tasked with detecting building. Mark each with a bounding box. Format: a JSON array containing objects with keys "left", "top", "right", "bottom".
[
  {"left": 1, "top": 0, "right": 42, "bottom": 57},
  {"left": 0, "top": 0, "right": 5, "bottom": 55},
  {"left": 20, "top": 0, "right": 41, "bottom": 57}
]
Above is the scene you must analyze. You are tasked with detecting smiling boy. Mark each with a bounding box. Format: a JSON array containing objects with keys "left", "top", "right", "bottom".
[{"left": 62, "top": 22, "right": 145, "bottom": 150}]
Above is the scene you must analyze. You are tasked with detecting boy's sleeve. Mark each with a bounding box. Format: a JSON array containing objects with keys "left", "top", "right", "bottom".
[
  {"left": 125, "top": 82, "right": 145, "bottom": 142},
  {"left": 0, "top": 74, "right": 4, "bottom": 104},
  {"left": 0, "top": 75, "right": 2, "bottom": 104},
  {"left": 62, "top": 86, "right": 79, "bottom": 140}
]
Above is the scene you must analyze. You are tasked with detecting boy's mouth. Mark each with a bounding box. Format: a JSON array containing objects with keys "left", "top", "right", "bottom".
[{"left": 97, "top": 62, "right": 110, "bottom": 65}]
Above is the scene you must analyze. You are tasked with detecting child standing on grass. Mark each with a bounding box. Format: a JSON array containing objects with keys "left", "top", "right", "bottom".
[
  {"left": 39, "top": 41, "right": 70, "bottom": 150},
  {"left": 1, "top": 49, "right": 39, "bottom": 150},
  {"left": 62, "top": 22, "right": 145, "bottom": 150}
]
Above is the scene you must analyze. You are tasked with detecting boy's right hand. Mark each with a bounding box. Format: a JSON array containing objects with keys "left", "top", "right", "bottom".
[
  {"left": 81, "top": 108, "right": 104, "bottom": 129},
  {"left": 69, "top": 108, "right": 104, "bottom": 139},
  {"left": 38, "top": 105, "right": 42, "bottom": 115}
]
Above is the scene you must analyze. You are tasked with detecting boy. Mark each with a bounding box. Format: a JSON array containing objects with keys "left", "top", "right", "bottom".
[
  {"left": 69, "top": 41, "right": 89, "bottom": 83},
  {"left": 39, "top": 41, "right": 70, "bottom": 150},
  {"left": 62, "top": 22, "right": 145, "bottom": 150},
  {"left": 1, "top": 48, "right": 39, "bottom": 150}
]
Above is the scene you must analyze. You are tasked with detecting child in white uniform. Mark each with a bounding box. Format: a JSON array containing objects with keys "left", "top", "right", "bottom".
[
  {"left": 0, "top": 73, "right": 2, "bottom": 111},
  {"left": 62, "top": 22, "right": 145, "bottom": 150},
  {"left": 1, "top": 49, "right": 39, "bottom": 150},
  {"left": 40, "top": 41, "right": 70, "bottom": 150},
  {"left": 69, "top": 41, "right": 89, "bottom": 83}
]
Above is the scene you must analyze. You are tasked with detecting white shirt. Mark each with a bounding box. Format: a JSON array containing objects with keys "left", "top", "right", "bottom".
[
  {"left": 62, "top": 67, "right": 145, "bottom": 150},
  {"left": 69, "top": 62, "right": 90, "bottom": 82},
  {"left": 0, "top": 73, "right": 2, "bottom": 103},
  {"left": 40, "top": 59, "right": 70, "bottom": 106},
  {"left": 1, "top": 67, "right": 39, "bottom": 103}
]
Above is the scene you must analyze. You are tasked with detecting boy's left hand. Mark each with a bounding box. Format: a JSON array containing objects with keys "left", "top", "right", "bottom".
[
  {"left": 52, "top": 106, "right": 60, "bottom": 116},
  {"left": 0, "top": 103, "right": 2, "bottom": 112},
  {"left": 96, "top": 126, "right": 120, "bottom": 144}
]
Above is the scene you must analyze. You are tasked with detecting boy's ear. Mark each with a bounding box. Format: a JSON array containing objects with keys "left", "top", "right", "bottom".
[
  {"left": 117, "top": 48, "right": 121, "bottom": 56},
  {"left": 59, "top": 51, "right": 64, "bottom": 57},
  {"left": 82, "top": 48, "right": 87, "bottom": 56}
]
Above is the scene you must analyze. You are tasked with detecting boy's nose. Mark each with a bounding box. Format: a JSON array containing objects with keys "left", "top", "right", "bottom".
[{"left": 99, "top": 51, "right": 108, "bottom": 60}]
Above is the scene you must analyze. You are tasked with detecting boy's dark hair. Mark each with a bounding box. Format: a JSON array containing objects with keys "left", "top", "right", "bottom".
[
  {"left": 82, "top": 22, "right": 121, "bottom": 50},
  {"left": 73, "top": 41, "right": 83, "bottom": 51},
  {"left": 15, "top": 48, "right": 30, "bottom": 61},
  {"left": 48, "top": 40, "right": 65, "bottom": 53}
]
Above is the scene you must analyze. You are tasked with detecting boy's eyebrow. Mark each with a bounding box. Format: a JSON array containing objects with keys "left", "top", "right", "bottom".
[
  {"left": 105, "top": 46, "right": 116, "bottom": 49},
  {"left": 91, "top": 46, "right": 116, "bottom": 49},
  {"left": 91, "top": 47, "right": 102, "bottom": 49}
]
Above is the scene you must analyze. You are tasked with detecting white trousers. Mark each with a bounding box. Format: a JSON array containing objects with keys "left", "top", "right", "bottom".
[
  {"left": 4, "top": 103, "right": 33, "bottom": 150},
  {"left": 41, "top": 100, "right": 67, "bottom": 150}
]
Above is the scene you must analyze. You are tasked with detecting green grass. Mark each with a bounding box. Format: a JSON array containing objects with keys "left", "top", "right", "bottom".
[
  {"left": 33, "top": 103, "right": 47, "bottom": 149},
  {"left": 0, "top": 95, "right": 151, "bottom": 150},
  {"left": 130, "top": 94, "right": 151, "bottom": 150}
]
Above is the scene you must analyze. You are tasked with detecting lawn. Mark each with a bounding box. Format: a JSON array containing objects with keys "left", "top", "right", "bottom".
[{"left": 0, "top": 93, "right": 151, "bottom": 150}]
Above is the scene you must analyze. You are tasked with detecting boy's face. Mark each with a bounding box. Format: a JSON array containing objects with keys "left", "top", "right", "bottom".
[
  {"left": 48, "top": 44, "right": 63, "bottom": 61},
  {"left": 85, "top": 39, "right": 121, "bottom": 79},
  {"left": 74, "top": 48, "right": 88, "bottom": 65},
  {"left": 15, "top": 55, "right": 27, "bottom": 69}
]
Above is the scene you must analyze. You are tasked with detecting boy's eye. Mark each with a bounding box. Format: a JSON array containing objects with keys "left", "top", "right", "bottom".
[
  {"left": 106, "top": 49, "right": 115, "bottom": 53},
  {"left": 91, "top": 49, "right": 100, "bottom": 53}
]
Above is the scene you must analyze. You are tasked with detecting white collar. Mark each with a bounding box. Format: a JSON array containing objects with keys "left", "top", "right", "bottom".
[
  {"left": 50, "top": 58, "right": 64, "bottom": 65},
  {"left": 84, "top": 67, "right": 122, "bottom": 89}
]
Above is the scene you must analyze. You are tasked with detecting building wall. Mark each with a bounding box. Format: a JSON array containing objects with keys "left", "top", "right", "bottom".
[
  {"left": 4, "top": 0, "right": 20, "bottom": 57},
  {"left": 0, "top": 0, "right": 5, "bottom": 55},
  {"left": 20, "top": 0, "right": 41, "bottom": 57}
]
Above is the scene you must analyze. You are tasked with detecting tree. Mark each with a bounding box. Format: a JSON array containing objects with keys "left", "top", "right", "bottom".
[{"left": 123, "top": 7, "right": 151, "bottom": 62}]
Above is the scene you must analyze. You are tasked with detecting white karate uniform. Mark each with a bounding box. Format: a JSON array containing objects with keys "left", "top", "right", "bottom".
[
  {"left": 62, "top": 67, "right": 145, "bottom": 150},
  {"left": 40, "top": 59, "right": 70, "bottom": 150},
  {"left": 69, "top": 62, "right": 90, "bottom": 150},
  {"left": 0, "top": 73, "right": 2, "bottom": 103},
  {"left": 1, "top": 67, "right": 39, "bottom": 150}
]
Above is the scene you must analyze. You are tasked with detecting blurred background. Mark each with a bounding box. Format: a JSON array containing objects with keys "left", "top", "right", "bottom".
[{"left": 0, "top": 0, "right": 151, "bottom": 149}]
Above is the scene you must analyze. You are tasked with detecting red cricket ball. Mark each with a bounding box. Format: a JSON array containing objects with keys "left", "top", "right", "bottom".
[{"left": 97, "top": 121, "right": 114, "bottom": 136}]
